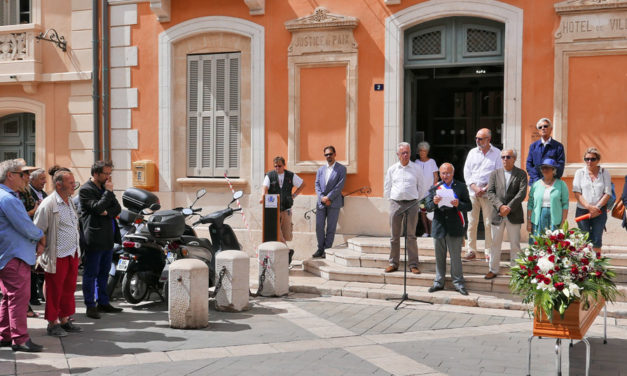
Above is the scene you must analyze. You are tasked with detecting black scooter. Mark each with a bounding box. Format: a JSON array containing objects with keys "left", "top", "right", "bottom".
[{"left": 175, "top": 190, "right": 243, "bottom": 286}]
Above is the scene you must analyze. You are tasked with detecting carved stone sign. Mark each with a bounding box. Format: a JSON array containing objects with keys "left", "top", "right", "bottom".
[
  {"left": 285, "top": 7, "right": 358, "bottom": 56},
  {"left": 555, "top": 0, "right": 627, "bottom": 42}
]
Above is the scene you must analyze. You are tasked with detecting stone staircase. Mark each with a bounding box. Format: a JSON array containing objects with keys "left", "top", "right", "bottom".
[{"left": 300, "top": 237, "right": 627, "bottom": 305}]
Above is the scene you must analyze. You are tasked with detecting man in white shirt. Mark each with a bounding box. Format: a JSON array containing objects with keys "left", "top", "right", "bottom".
[
  {"left": 260, "top": 156, "right": 305, "bottom": 245},
  {"left": 383, "top": 142, "right": 426, "bottom": 274},
  {"left": 462, "top": 128, "right": 503, "bottom": 261}
]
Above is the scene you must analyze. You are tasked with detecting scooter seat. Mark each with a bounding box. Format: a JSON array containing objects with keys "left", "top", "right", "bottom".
[{"left": 180, "top": 235, "right": 211, "bottom": 250}]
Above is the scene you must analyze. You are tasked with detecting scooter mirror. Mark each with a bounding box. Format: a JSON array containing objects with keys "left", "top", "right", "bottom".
[
  {"left": 233, "top": 191, "right": 243, "bottom": 200},
  {"left": 149, "top": 203, "right": 161, "bottom": 211},
  {"left": 141, "top": 208, "right": 153, "bottom": 216},
  {"left": 181, "top": 208, "right": 193, "bottom": 216},
  {"left": 196, "top": 188, "right": 207, "bottom": 199}
]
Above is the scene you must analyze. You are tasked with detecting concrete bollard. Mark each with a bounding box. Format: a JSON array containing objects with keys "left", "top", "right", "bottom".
[
  {"left": 257, "top": 242, "right": 289, "bottom": 297},
  {"left": 215, "top": 250, "right": 250, "bottom": 312},
  {"left": 169, "top": 259, "right": 208, "bottom": 329}
]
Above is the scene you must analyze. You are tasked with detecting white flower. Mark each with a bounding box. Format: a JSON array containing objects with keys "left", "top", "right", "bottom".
[
  {"left": 531, "top": 278, "right": 538, "bottom": 284},
  {"left": 524, "top": 250, "right": 530, "bottom": 257},
  {"left": 539, "top": 250, "right": 546, "bottom": 257},
  {"left": 537, "top": 256, "right": 555, "bottom": 273},
  {"left": 563, "top": 258, "right": 571, "bottom": 267},
  {"left": 568, "top": 283, "right": 581, "bottom": 298}
]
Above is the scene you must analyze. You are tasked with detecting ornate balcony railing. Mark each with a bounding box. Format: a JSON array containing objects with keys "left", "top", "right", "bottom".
[{"left": 0, "top": 24, "right": 42, "bottom": 81}]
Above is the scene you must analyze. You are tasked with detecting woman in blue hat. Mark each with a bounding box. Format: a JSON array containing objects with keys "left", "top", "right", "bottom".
[{"left": 526, "top": 158, "right": 569, "bottom": 239}]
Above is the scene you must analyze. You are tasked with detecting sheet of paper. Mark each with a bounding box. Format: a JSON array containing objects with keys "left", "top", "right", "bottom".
[{"left": 436, "top": 188, "right": 455, "bottom": 208}]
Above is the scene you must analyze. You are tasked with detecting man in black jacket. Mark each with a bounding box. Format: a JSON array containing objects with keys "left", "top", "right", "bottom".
[
  {"left": 425, "top": 163, "right": 472, "bottom": 295},
  {"left": 79, "top": 161, "right": 122, "bottom": 319}
]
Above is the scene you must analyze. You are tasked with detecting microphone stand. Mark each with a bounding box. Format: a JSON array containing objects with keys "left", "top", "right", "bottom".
[{"left": 386, "top": 199, "right": 433, "bottom": 310}]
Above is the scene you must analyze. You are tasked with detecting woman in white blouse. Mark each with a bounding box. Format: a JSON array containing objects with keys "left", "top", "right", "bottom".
[
  {"left": 416, "top": 142, "right": 439, "bottom": 237},
  {"left": 573, "top": 147, "right": 611, "bottom": 253}
]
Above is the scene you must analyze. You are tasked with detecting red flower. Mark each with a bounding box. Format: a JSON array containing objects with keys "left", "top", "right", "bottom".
[
  {"left": 571, "top": 266, "right": 578, "bottom": 274},
  {"left": 582, "top": 266, "right": 588, "bottom": 272},
  {"left": 533, "top": 265, "right": 540, "bottom": 272},
  {"left": 528, "top": 256, "right": 534, "bottom": 262},
  {"left": 548, "top": 255, "right": 555, "bottom": 263},
  {"left": 569, "top": 230, "right": 575, "bottom": 234},
  {"left": 595, "top": 271, "right": 603, "bottom": 277},
  {"left": 554, "top": 266, "right": 560, "bottom": 271},
  {"left": 596, "top": 252, "right": 601, "bottom": 259},
  {"left": 557, "top": 233, "right": 565, "bottom": 240},
  {"left": 548, "top": 270, "right": 554, "bottom": 275},
  {"left": 521, "top": 265, "right": 527, "bottom": 270},
  {"left": 581, "top": 258, "right": 589, "bottom": 265},
  {"left": 534, "top": 241, "right": 538, "bottom": 245},
  {"left": 554, "top": 282, "right": 565, "bottom": 290}
]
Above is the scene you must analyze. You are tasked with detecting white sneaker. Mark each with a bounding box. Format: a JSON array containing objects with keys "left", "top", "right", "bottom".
[{"left": 421, "top": 233, "right": 429, "bottom": 238}]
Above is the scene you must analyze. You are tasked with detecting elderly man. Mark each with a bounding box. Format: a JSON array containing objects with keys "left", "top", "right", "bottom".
[
  {"left": 313, "top": 146, "right": 346, "bottom": 259},
  {"left": 425, "top": 163, "right": 472, "bottom": 295},
  {"left": 463, "top": 128, "right": 502, "bottom": 261},
  {"left": 29, "top": 168, "right": 47, "bottom": 202},
  {"left": 526, "top": 117, "right": 565, "bottom": 185},
  {"left": 383, "top": 142, "right": 426, "bottom": 274},
  {"left": 0, "top": 159, "right": 45, "bottom": 352},
  {"left": 484, "top": 149, "right": 528, "bottom": 279},
  {"left": 34, "top": 169, "right": 83, "bottom": 337}
]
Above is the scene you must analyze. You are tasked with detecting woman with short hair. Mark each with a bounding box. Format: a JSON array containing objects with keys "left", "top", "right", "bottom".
[
  {"left": 415, "top": 141, "right": 439, "bottom": 237},
  {"left": 573, "top": 147, "right": 611, "bottom": 253},
  {"left": 526, "top": 158, "right": 569, "bottom": 239}
]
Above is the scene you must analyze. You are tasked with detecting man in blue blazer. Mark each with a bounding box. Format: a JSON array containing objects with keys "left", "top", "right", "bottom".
[
  {"left": 526, "top": 117, "right": 565, "bottom": 185},
  {"left": 313, "top": 146, "right": 346, "bottom": 258}
]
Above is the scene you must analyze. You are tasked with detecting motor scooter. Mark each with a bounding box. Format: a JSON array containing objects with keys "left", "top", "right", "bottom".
[{"left": 175, "top": 190, "right": 243, "bottom": 287}]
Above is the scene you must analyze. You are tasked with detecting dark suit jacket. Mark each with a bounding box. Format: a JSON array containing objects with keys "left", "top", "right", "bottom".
[
  {"left": 486, "top": 166, "right": 528, "bottom": 225},
  {"left": 622, "top": 175, "right": 627, "bottom": 230},
  {"left": 315, "top": 163, "right": 347, "bottom": 209},
  {"left": 29, "top": 184, "right": 47, "bottom": 202},
  {"left": 78, "top": 179, "right": 121, "bottom": 251},
  {"left": 526, "top": 138, "right": 565, "bottom": 185},
  {"left": 425, "top": 180, "right": 472, "bottom": 238}
]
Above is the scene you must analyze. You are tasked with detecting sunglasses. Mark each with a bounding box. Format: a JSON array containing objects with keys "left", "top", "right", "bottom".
[
  {"left": 475, "top": 137, "right": 486, "bottom": 141},
  {"left": 274, "top": 165, "right": 284, "bottom": 168},
  {"left": 584, "top": 157, "right": 598, "bottom": 162},
  {"left": 537, "top": 124, "right": 550, "bottom": 129},
  {"left": 10, "top": 171, "right": 24, "bottom": 178},
  {"left": 501, "top": 155, "right": 513, "bottom": 160},
  {"left": 324, "top": 153, "right": 334, "bottom": 157}
]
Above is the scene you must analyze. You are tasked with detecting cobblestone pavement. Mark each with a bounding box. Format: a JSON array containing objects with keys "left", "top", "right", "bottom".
[{"left": 1, "top": 293, "right": 625, "bottom": 375}]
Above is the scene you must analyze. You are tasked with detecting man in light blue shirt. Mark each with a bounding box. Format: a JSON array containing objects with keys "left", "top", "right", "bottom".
[{"left": 0, "top": 159, "right": 45, "bottom": 352}]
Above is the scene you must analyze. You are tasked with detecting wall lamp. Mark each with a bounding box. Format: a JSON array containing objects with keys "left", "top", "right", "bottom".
[{"left": 35, "top": 29, "right": 67, "bottom": 52}]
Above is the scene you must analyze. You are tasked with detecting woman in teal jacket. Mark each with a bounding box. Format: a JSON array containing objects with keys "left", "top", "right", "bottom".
[{"left": 526, "top": 158, "right": 569, "bottom": 238}]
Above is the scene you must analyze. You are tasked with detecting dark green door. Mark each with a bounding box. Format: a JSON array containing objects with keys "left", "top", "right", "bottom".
[{"left": 0, "top": 113, "right": 36, "bottom": 164}]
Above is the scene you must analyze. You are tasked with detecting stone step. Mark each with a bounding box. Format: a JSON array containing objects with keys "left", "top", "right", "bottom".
[
  {"left": 284, "top": 267, "right": 627, "bottom": 317},
  {"left": 345, "top": 237, "right": 627, "bottom": 266},
  {"left": 302, "top": 258, "right": 627, "bottom": 303}
]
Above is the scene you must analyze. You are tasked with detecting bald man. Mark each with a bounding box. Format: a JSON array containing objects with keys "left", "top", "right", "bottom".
[{"left": 462, "top": 128, "right": 502, "bottom": 261}]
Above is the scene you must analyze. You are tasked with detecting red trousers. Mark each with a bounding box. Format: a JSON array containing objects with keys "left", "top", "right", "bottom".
[
  {"left": 0, "top": 258, "right": 31, "bottom": 345},
  {"left": 44, "top": 253, "right": 79, "bottom": 322}
]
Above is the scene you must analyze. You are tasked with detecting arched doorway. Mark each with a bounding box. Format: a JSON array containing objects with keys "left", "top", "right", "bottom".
[
  {"left": 404, "top": 17, "right": 504, "bottom": 182},
  {"left": 0, "top": 112, "right": 36, "bottom": 164}
]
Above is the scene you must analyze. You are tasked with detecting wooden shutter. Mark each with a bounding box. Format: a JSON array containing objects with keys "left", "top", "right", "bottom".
[{"left": 187, "top": 52, "right": 240, "bottom": 177}]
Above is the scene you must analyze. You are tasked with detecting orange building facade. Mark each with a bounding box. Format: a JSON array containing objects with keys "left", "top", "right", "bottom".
[{"left": 3, "top": 0, "right": 626, "bottom": 253}]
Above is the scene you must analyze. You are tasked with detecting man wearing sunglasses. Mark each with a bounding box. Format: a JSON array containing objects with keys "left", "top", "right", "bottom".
[
  {"left": 462, "top": 128, "right": 503, "bottom": 261},
  {"left": 0, "top": 159, "right": 45, "bottom": 352},
  {"left": 525, "top": 117, "right": 565, "bottom": 185},
  {"left": 313, "top": 146, "right": 346, "bottom": 259},
  {"left": 485, "top": 149, "right": 528, "bottom": 279}
]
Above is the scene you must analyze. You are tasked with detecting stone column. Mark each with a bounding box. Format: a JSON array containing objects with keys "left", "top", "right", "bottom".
[
  {"left": 168, "top": 259, "right": 208, "bottom": 329},
  {"left": 215, "top": 250, "right": 250, "bottom": 311},
  {"left": 257, "top": 241, "right": 290, "bottom": 297}
]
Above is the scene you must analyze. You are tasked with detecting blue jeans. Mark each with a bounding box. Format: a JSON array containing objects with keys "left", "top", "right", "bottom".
[
  {"left": 576, "top": 207, "right": 607, "bottom": 248},
  {"left": 82, "top": 250, "right": 113, "bottom": 307}
]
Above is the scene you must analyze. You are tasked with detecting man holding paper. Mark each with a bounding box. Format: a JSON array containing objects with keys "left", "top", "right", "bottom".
[{"left": 425, "top": 163, "right": 472, "bottom": 295}]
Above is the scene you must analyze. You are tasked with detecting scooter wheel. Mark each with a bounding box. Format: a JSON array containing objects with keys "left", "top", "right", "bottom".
[{"left": 122, "top": 271, "right": 148, "bottom": 304}]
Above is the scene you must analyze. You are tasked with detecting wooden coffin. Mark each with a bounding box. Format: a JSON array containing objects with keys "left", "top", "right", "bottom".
[{"left": 533, "top": 298, "right": 605, "bottom": 339}]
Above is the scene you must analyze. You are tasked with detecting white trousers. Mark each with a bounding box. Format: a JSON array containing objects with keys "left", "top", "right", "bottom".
[
  {"left": 489, "top": 217, "right": 521, "bottom": 274},
  {"left": 467, "top": 195, "right": 493, "bottom": 253}
]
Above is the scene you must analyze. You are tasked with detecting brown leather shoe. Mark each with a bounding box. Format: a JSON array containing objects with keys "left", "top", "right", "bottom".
[
  {"left": 410, "top": 267, "right": 421, "bottom": 274},
  {"left": 463, "top": 252, "right": 477, "bottom": 261},
  {"left": 384, "top": 265, "right": 398, "bottom": 273},
  {"left": 484, "top": 271, "right": 497, "bottom": 280}
]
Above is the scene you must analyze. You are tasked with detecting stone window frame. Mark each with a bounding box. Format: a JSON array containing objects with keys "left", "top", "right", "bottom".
[
  {"left": 158, "top": 16, "right": 264, "bottom": 192},
  {"left": 555, "top": 41, "right": 627, "bottom": 176},
  {"left": 287, "top": 55, "right": 358, "bottom": 174}
]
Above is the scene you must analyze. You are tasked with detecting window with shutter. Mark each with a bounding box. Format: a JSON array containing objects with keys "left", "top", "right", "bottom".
[
  {"left": 0, "top": 0, "right": 30, "bottom": 26},
  {"left": 186, "top": 52, "right": 240, "bottom": 177}
]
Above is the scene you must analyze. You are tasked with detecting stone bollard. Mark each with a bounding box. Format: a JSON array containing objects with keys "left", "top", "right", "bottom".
[
  {"left": 257, "top": 241, "right": 289, "bottom": 297},
  {"left": 169, "top": 259, "right": 208, "bottom": 329},
  {"left": 215, "top": 250, "right": 250, "bottom": 312}
]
